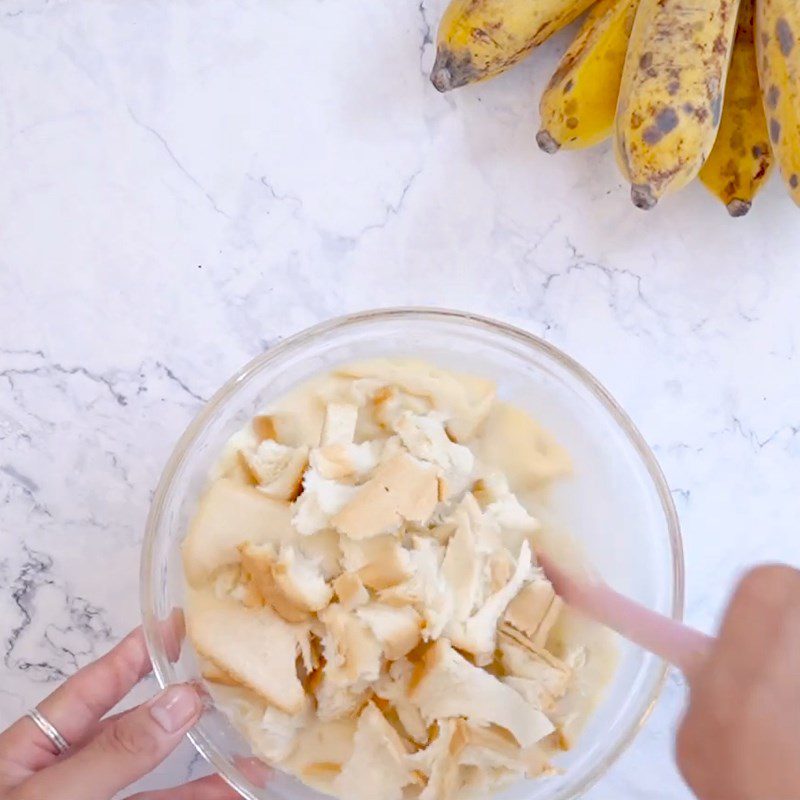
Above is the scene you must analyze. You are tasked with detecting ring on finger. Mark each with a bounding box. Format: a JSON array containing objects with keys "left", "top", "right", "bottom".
[{"left": 27, "top": 707, "right": 70, "bottom": 755}]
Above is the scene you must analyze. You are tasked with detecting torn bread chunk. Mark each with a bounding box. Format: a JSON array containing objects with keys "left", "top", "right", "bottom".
[
  {"left": 295, "top": 529, "right": 342, "bottom": 581},
  {"left": 499, "top": 630, "right": 572, "bottom": 710},
  {"left": 332, "top": 453, "right": 439, "bottom": 540},
  {"left": 504, "top": 578, "right": 563, "bottom": 649},
  {"left": 183, "top": 479, "right": 297, "bottom": 586},
  {"left": 292, "top": 468, "right": 359, "bottom": 536},
  {"left": 373, "top": 660, "right": 429, "bottom": 745},
  {"left": 336, "top": 359, "right": 495, "bottom": 443},
  {"left": 333, "top": 572, "right": 370, "bottom": 610},
  {"left": 355, "top": 603, "right": 422, "bottom": 660},
  {"left": 440, "top": 518, "right": 481, "bottom": 624},
  {"left": 409, "top": 719, "right": 461, "bottom": 800},
  {"left": 311, "top": 441, "right": 380, "bottom": 481},
  {"left": 242, "top": 700, "right": 314, "bottom": 763},
  {"left": 340, "top": 535, "right": 413, "bottom": 591},
  {"left": 334, "top": 702, "right": 413, "bottom": 800},
  {"left": 239, "top": 542, "right": 332, "bottom": 623},
  {"left": 321, "top": 402, "right": 359, "bottom": 446},
  {"left": 380, "top": 537, "right": 454, "bottom": 641},
  {"left": 394, "top": 411, "right": 475, "bottom": 500},
  {"left": 314, "top": 673, "right": 369, "bottom": 722},
  {"left": 283, "top": 718, "right": 357, "bottom": 793},
  {"left": 410, "top": 640, "right": 554, "bottom": 748},
  {"left": 188, "top": 593, "right": 306, "bottom": 715},
  {"left": 477, "top": 403, "right": 571, "bottom": 489},
  {"left": 449, "top": 540, "right": 534, "bottom": 663},
  {"left": 319, "top": 603, "right": 383, "bottom": 687},
  {"left": 239, "top": 439, "right": 309, "bottom": 501}
]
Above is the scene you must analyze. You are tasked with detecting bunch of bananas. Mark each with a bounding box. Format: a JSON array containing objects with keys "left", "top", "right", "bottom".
[{"left": 431, "top": 0, "right": 800, "bottom": 215}]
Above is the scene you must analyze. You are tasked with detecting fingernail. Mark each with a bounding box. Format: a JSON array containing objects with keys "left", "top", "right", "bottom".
[{"left": 150, "top": 685, "right": 200, "bottom": 733}]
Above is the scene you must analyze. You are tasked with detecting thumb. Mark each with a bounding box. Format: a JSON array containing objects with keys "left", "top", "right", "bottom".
[{"left": 16, "top": 685, "right": 202, "bottom": 800}]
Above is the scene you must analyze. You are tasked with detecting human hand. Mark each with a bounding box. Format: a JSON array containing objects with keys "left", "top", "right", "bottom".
[
  {"left": 0, "top": 624, "right": 249, "bottom": 800},
  {"left": 676, "top": 565, "right": 800, "bottom": 800}
]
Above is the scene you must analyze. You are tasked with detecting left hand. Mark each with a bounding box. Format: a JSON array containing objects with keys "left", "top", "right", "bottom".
[{"left": 0, "top": 625, "right": 245, "bottom": 800}]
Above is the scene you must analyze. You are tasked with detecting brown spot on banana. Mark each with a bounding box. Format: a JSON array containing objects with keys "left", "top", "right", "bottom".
[
  {"left": 770, "top": 118, "right": 782, "bottom": 143},
  {"left": 766, "top": 85, "right": 781, "bottom": 108},
  {"left": 776, "top": 17, "right": 795, "bottom": 55},
  {"left": 642, "top": 107, "right": 679, "bottom": 144}
]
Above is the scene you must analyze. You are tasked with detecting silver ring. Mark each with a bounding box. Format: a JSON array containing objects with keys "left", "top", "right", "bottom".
[{"left": 27, "top": 707, "right": 70, "bottom": 754}]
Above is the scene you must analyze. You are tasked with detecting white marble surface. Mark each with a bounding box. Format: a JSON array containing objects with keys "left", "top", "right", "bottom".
[{"left": 2, "top": 1, "right": 800, "bottom": 797}]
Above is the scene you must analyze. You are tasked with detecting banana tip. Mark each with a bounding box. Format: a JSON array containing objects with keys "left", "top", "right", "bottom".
[
  {"left": 631, "top": 184, "right": 657, "bottom": 210},
  {"left": 536, "top": 130, "right": 560, "bottom": 154},
  {"left": 726, "top": 199, "right": 751, "bottom": 218},
  {"left": 430, "top": 65, "right": 454, "bottom": 93},
  {"left": 430, "top": 49, "right": 474, "bottom": 92}
]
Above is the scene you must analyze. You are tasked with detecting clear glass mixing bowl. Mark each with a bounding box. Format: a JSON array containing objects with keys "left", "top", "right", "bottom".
[{"left": 141, "top": 308, "right": 683, "bottom": 800}]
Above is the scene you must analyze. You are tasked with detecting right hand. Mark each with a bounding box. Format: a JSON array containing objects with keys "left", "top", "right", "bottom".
[{"left": 676, "top": 564, "right": 800, "bottom": 800}]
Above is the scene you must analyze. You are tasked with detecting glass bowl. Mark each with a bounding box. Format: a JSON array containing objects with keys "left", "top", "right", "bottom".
[{"left": 141, "top": 308, "right": 683, "bottom": 800}]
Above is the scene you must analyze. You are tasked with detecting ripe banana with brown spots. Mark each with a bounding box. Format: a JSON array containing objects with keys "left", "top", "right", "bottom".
[
  {"left": 431, "top": 0, "right": 599, "bottom": 92},
  {"left": 537, "top": 0, "right": 640, "bottom": 152},
  {"left": 756, "top": 0, "right": 800, "bottom": 205},
  {"left": 699, "top": 0, "right": 773, "bottom": 216},
  {"left": 614, "top": 0, "right": 741, "bottom": 209}
]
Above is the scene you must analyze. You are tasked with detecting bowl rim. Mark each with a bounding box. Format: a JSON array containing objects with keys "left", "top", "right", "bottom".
[{"left": 141, "top": 306, "right": 684, "bottom": 800}]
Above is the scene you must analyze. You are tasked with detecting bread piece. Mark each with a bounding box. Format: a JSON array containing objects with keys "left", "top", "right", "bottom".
[
  {"left": 504, "top": 579, "right": 563, "bottom": 648},
  {"left": 340, "top": 535, "right": 413, "bottom": 591},
  {"left": 240, "top": 440, "right": 309, "bottom": 501},
  {"left": 182, "top": 479, "right": 297, "bottom": 586},
  {"left": 333, "top": 702, "right": 413, "bottom": 800},
  {"left": 410, "top": 639, "right": 554, "bottom": 748},
  {"left": 499, "top": 631, "right": 572, "bottom": 710},
  {"left": 188, "top": 593, "right": 306, "bottom": 714},
  {"left": 331, "top": 453, "right": 439, "bottom": 540},
  {"left": 356, "top": 603, "right": 422, "bottom": 661},
  {"left": 449, "top": 540, "right": 534, "bottom": 663},
  {"left": 394, "top": 412, "right": 475, "bottom": 500},
  {"left": 408, "top": 719, "right": 461, "bottom": 800},
  {"left": 283, "top": 718, "right": 358, "bottom": 794},
  {"left": 476, "top": 403, "right": 571, "bottom": 489},
  {"left": 292, "top": 468, "right": 359, "bottom": 536},
  {"left": 321, "top": 402, "right": 359, "bottom": 446},
  {"left": 335, "top": 359, "right": 495, "bottom": 443},
  {"left": 311, "top": 441, "right": 379, "bottom": 480},
  {"left": 373, "top": 659, "right": 429, "bottom": 745},
  {"left": 333, "top": 572, "right": 370, "bottom": 610},
  {"left": 319, "top": 603, "right": 383, "bottom": 687},
  {"left": 240, "top": 542, "right": 333, "bottom": 621}
]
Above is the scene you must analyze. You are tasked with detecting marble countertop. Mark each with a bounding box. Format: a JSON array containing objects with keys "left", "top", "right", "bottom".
[{"left": 2, "top": 1, "right": 800, "bottom": 797}]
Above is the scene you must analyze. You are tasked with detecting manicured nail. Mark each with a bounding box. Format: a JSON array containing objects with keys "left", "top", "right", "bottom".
[{"left": 150, "top": 685, "right": 200, "bottom": 733}]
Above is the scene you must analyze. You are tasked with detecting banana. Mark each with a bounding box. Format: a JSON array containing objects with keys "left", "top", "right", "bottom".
[
  {"left": 756, "top": 0, "right": 800, "bottom": 205},
  {"left": 699, "top": 0, "right": 773, "bottom": 216},
  {"left": 614, "top": 0, "right": 741, "bottom": 209},
  {"left": 537, "top": 0, "right": 640, "bottom": 152},
  {"left": 431, "top": 0, "right": 598, "bottom": 92}
]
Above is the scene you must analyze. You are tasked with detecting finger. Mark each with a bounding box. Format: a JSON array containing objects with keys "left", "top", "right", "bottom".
[
  {"left": 0, "top": 628, "right": 151, "bottom": 773},
  {"left": 0, "top": 613, "right": 184, "bottom": 773},
  {"left": 125, "top": 773, "right": 244, "bottom": 800},
  {"left": 13, "top": 684, "right": 202, "bottom": 800}
]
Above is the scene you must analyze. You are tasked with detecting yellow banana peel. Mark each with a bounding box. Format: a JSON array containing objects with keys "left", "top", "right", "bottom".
[
  {"left": 537, "top": 0, "right": 640, "bottom": 152},
  {"left": 431, "top": 0, "right": 598, "bottom": 92},
  {"left": 615, "top": 0, "right": 741, "bottom": 208}
]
